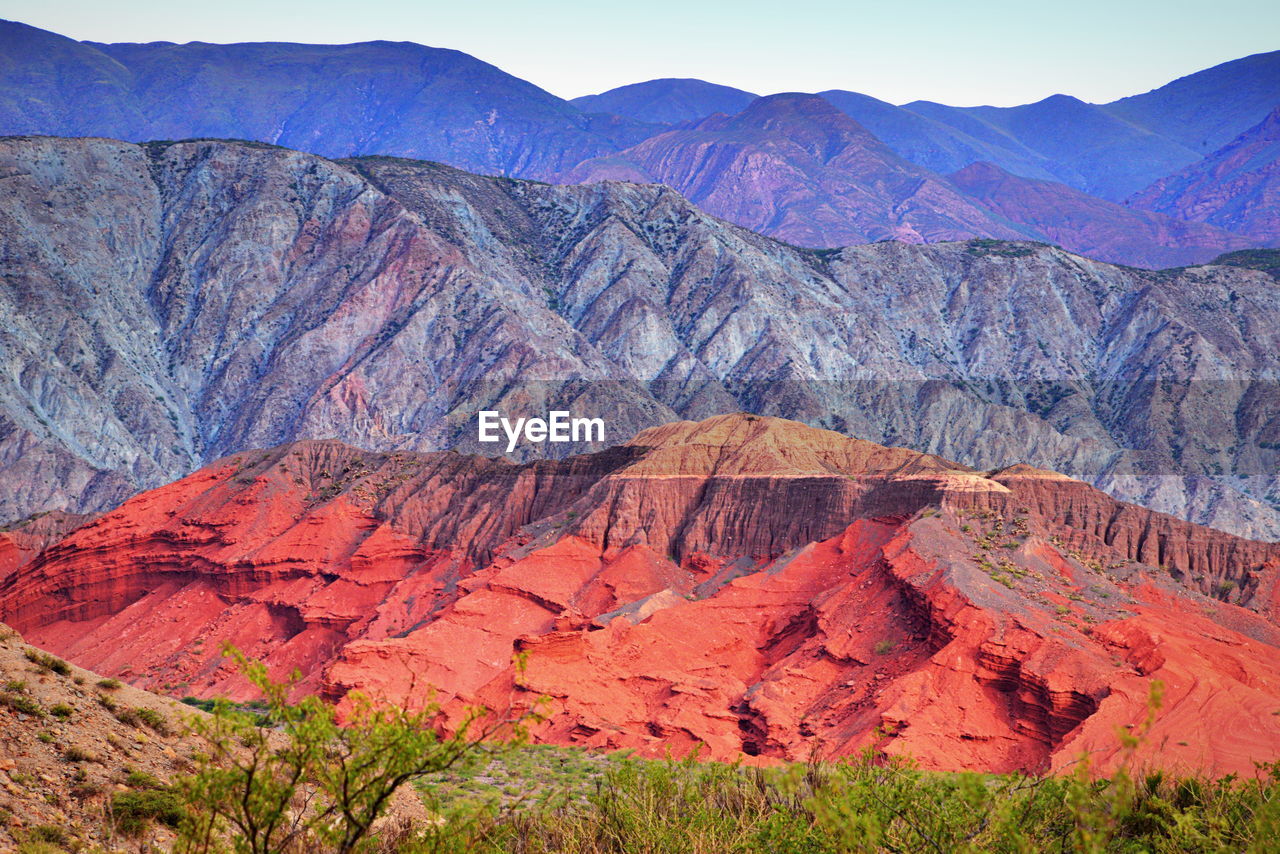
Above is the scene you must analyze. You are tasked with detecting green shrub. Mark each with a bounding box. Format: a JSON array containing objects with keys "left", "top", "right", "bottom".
[
  {"left": 26, "top": 825, "right": 66, "bottom": 843},
  {"left": 63, "top": 745, "right": 95, "bottom": 763},
  {"left": 96, "top": 677, "right": 122, "bottom": 690},
  {"left": 111, "top": 788, "right": 185, "bottom": 836},
  {"left": 0, "top": 691, "right": 44, "bottom": 717},
  {"left": 874, "top": 640, "right": 896, "bottom": 655},
  {"left": 114, "top": 705, "right": 168, "bottom": 732},
  {"left": 23, "top": 649, "right": 71, "bottom": 676},
  {"left": 15, "top": 842, "right": 62, "bottom": 854},
  {"left": 125, "top": 768, "right": 166, "bottom": 790},
  {"left": 49, "top": 703, "right": 72, "bottom": 719},
  {"left": 175, "top": 647, "right": 541, "bottom": 853},
  {"left": 134, "top": 706, "right": 170, "bottom": 734}
]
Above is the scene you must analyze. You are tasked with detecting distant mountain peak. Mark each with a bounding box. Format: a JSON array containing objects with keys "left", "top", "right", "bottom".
[
  {"left": 571, "top": 78, "right": 758, "bottom": 125},
  {"left": 710, "top": 93, "right": 882, "bottom": 149}
]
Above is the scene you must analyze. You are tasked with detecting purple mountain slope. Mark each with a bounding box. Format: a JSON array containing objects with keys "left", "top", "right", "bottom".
[
  {"left": 0, "top": 19, "right": 654, "bottom": 179},
  {"left": 571, "top": 78, "right": 759, "bottom": 125},
  {"left": 1129, "top": 107, "right": 1280, "bottom": 245}
]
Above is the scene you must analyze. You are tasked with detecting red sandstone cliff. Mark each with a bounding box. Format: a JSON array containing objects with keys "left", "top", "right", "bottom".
[{"left": 1, "top": 415, "right": 1278, "bottom": 776}]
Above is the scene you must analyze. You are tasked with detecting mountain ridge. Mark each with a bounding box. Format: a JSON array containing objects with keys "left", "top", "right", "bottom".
[
  {"left": 2, "top": 20, "right": 1277, "bottom": 256},
  {"left": 3, "top": 135, "right": 1280, "bottom": 542}
]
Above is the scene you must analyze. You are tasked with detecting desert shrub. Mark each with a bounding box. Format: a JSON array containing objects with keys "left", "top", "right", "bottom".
[
  {"left": 96, "top": 677, "right": 122, "bottom": 690},
  {"left": 63, "top": 745, "right": 95, "bottom": 763},
  {"left": 408, "top": 681, "right": 1280, "bottom": 854},
  {"left": 111, "top": 787, "right": 186, "bottom": 836},
  {"left": 49, "top": 702, "right": 72, "bottom": 719},
  {"left": 23, "top": 648, "right": 70, "bottom": 676},
  {"left": 0, "top": 691, "right": 44, "bottom": 717},
  {"left": 15, "top": 843, "right": 62, "bottom": 854},
  {"left": 176, "top": 647, "right": 543, "bottom": 854},
  {"left": 125, "top": 768, "right": 166, "bottom": 790},
  {"left": 432, "top": 748, "right": 1280, "bottom": 854},
  {"left": 874, "top": 639, "right": 895, "bottom": 655},
  {"left": 27, "top": 826, "right": 65, "bottom": 844},
  {"left": 134, "top": 706, "right": 170, "bottom": 734}
]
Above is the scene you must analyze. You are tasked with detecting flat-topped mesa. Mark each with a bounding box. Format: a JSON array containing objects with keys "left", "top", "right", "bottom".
[
  {"left": 565, "top": 413, "right": 1006, "bottom": 561},
  {"left": 621, "top": 413, "right": 965, "bottom": 478}
]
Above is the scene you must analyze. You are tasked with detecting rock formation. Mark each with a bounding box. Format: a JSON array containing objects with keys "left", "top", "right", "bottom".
[{"left": 3, "top": 415, "right": 1278, "bottom": 777}]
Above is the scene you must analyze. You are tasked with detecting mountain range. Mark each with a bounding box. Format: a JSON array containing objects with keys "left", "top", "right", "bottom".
[
  {"left": 3, "top": 135, "right": 1279, "bottom": 543},
  {"left": 2, "top": 16, "right": 1280, "bottom": 786},
  {"left": 1, "top": 19, "right": 1277, "bottom": 268}
]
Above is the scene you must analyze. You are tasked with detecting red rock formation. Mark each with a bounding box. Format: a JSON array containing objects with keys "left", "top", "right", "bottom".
[
  {"left": 0, "top": 511, "right": 95, "bottom": 581},
  {"left": 2, "top": 415, "right": 1278, "bottom": 776}
]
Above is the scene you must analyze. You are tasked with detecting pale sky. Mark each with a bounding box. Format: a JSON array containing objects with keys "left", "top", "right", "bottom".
[{"left": 2, "top": 0, "right": 1277, "bottom": 106}]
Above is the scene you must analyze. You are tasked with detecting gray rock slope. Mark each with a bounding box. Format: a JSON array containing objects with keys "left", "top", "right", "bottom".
[{"left": 2, "top": 136, "right": 1277, "bottom": 538}]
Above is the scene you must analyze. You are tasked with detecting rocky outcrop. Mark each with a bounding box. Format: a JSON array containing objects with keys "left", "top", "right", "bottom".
[{"left": 2, "top": 415, "right": 1278, "bottom": 776}]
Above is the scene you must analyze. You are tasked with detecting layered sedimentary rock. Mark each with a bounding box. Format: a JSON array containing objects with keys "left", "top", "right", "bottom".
[
  {"left": 0, "top": 510, "right": 94, "bottom": 580},
  {"left": 3, "top": 415, "right": 1278, "bottom": 776},
  {"left": 4, "top": 136, "right": 1280, "bottom": 539}
]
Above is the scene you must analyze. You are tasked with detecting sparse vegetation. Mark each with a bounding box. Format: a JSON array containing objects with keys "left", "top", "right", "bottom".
[
  {"left": 3, "top": 643, "right": 1274, "bottom": 853},
  {"left": 111, "top": 787, "right": 186, "bottom": 836},
  {"left": 62, "top": 745, "right": 94, "bottom": 763},
  {"left": 112, "top": 704, "right": 169, "bottom": 733},
  {"left": 0, "top": 690, "right": 44, "bottom": 717},
  {"left": 1205, "top": 248, "right": 1280, "bottom": 280},
  {"left": 390, "top": 682, "right": 1280, "bottom": 853},
  {"left": 965, "top": 238, "right": 1042, "bottom": 258},
  {"left": 96, "top": 677, "right": 122, "bottom": 690},
  {"left": 173, "top": 647, "right": 544, "bottom": 853},
  {"left": 23, "top": 648, "right": 70, "bottom": 676}
]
